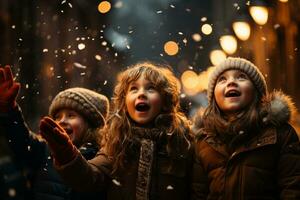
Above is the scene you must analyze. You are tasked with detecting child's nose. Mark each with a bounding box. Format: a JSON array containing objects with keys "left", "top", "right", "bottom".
[
  {"left": 227, "top": 77, "right": 238, "bottom": 86},
  {"left": 137, "top": 88, "right": 146, "bottom": 98}
]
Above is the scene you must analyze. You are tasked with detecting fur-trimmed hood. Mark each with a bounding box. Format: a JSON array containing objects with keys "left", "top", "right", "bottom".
[
  {"left": 260, "top": 90, "right": 297, "bottom": 126},
  {"left": 192, "top": 90, "right": 297, "bottom": 133}
]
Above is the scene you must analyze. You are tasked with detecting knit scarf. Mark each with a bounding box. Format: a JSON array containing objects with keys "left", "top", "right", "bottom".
[{"left": 133, "top": 127, "right": 163, "bottom": 200}]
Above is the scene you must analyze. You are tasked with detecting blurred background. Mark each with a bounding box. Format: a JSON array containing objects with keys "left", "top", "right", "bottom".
[{"left": 0, "top": 0, "right": 300, "bottom": 132}]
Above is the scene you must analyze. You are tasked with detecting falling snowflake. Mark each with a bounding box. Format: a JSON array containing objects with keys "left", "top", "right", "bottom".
[
  {"left": 274, "top": 24, "right": 280, "bottom": 29},
  {"left": 8, "top": 188, "right": 16, "bottom": 197},
  {"left": 95, "top": 55, "right": 102, "bottom": 61},
  {"left": 78, "top": 43, "right": 85, "bottom": 50},
  {"left": 74, "top": 62, "right": 87, "bottom": 69},
  {"left": 201, "top": 17, "right": 207, "bottom": 22}
]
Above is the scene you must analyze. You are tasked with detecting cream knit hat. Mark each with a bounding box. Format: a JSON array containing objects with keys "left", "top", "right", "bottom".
[
  {"left": 207, "top": 57, "right": 267, "bottom": 104},
  {"left": 49, "top": 87, "right": 109, "bottom": 128}
]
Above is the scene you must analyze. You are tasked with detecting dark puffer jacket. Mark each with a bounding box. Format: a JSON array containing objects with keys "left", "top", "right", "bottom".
[
  {"left": 0, "top": 107, "right": 104, "bottom": 200},
  {"left": 0, "top": 126, "right": 30, "bottom": 200},
  {"left": 55, "top": 125, "right": 194, "bottom": 200},
  {"left": 191, "top": 91, "right": 300, "bottom": 200}
]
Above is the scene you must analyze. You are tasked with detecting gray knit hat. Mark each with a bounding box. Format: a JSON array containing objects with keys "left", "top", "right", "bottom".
[
  {"left": 207, "top": 57, "right": 267, "bottom": 104},
  {"left": 49, "top": 87, "right": 109, "bottom": 128}
]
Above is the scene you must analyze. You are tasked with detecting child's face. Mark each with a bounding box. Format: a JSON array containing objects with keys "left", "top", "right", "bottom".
[
  {"left": 53, "top": 108, "right": 89, "bottom": 147},
  {"left": 125, "top": 75, "right": 163, "bottom": 125},
  {"left": 214, "top": 69, "right": 255, "bottom": 117}
]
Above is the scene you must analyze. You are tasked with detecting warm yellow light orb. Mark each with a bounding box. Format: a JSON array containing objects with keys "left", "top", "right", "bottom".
[
  {"left": 219, "top": 35, "right": 237, "bottom": 55},
  {"left": 98, "top": 1, "right": 111, "bottom": 14},
  {"left": 164, "top": 41, "right": 179, "bottom": 56},
  {"left": 249, "top": 6, "right": 268, "bottom": 25},
  {"left": 181, "top": 70, "right": 199, "bottom": 90},
  {"left": 232, "top": 21, "right": 251, "bottom": 41},
  {"left": 209, "top": 50, "right": 227, "bottom": 66},
  {"left": 201, "top": 24, "right": 213, "bottom": 35}
]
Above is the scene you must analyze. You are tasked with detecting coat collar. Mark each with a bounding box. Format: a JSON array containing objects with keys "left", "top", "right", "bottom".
[{"left": 200, "top": 127, "right": 277, "bottom": 158}]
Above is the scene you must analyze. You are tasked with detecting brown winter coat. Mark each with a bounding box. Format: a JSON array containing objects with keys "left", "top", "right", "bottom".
[
  {"left": 191, "top": 91, "right": 300, "bottom": 200},
  {"left": 56, "top": 126, "right": 194, "bottom": 200}
]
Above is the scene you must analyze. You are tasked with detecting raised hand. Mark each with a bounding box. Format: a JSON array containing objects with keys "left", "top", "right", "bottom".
[
  {"left": 0, "top": 65, "right": 20, "bottom": 112},
  {"left": 40, "top": 116, "right": 78, "bottom": 165}
]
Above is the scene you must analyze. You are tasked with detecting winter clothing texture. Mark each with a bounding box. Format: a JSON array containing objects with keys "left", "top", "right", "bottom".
[
  {"left": 192, "top": 90, "right": 300, "bottom": 199},
  {"left": 54, "top": 116, "right": 194, "bottom": 200},
  {"left": 0, "top": 107, "right": 105, "bottom": 200},
  {"left": 0, "top": 87, "right": 109, "bottom": 200},
  {"left": 0, "top": 126, "right": 29, "bottom": 200},
  {"left": 49, "top": 87, "right": 109, "bottom": 128},
  {"left": 207, "top": 57, "right": 267, "bottom": 104}
]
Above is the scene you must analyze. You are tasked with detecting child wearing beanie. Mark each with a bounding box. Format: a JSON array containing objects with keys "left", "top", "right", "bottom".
[
  {"left": 0, "top": 65, "right": 109, "bottom": 200},
  {"left": 39, "top": 61, "right": 194, "bottom": 200},
  {"left": 191, "top": 57, "right": 300, "bottom": 199}
]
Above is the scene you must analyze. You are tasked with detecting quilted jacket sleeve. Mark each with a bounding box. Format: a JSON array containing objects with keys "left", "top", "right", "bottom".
[{"left": 55, "top": 149, "right": 111, "bottom": 192}]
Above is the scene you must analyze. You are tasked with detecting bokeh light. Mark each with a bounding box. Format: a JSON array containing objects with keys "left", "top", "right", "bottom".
[
  {"left": 164, "top": 41, "right": 179, "bottom": 56},
  {"left": 98, "top": 1, "right": 111, "bottom": 14},
  {"left": 209, "top": 49, "right": 227, "bottom": 66},
  {"left": 219, "top": 35, "right": 237, "bottom": 55},
  {"left": 201, "top": 24, "right": 213, "bottom": 35}
]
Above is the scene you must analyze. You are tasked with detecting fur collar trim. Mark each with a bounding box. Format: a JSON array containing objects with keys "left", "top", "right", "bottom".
[
  {"left": 261, "top": 90, "right": 296, "bottom": 126},
  {"left": 192, "top": 90, "right": 297, "bottom": 132}
]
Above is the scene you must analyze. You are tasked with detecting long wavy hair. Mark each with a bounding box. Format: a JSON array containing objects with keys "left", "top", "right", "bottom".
[
  {"left": 101, "top": 62, "right": 191, "bottom": 173},
  {"left": 202, "top": 86, "right": 263, "bottom": 143}
]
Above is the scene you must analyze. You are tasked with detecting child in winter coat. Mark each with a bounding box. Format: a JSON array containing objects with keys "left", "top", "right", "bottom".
[
  {"left": 39, "top": 61, "right": 194, "bottom": 200},
  {"left": 0, "top": 65, "right": 109, "bottom": 200},
  {"left": 191, "top": 57, "right": 300, "bottom": 199}
]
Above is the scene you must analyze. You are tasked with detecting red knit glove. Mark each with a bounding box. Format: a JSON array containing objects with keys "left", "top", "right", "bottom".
[
  {"left": 39, "top": 116, "right": 78, "bottom": 166},
  {"left": 0, "top": 65, "right": 20, "bottom": 113}
]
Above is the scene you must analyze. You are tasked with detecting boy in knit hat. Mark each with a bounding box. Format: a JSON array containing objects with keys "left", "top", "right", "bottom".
[
  {"left": 191, "top": 57, "right": 300, "bottom": 199},
  {"left": 0, "top": 65, "right": 109, "bottom": 200}
]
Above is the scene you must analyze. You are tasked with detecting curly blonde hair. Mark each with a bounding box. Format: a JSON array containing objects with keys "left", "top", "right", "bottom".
[{"left": 101, "top": 61, "right": 191, "bottom": 173}]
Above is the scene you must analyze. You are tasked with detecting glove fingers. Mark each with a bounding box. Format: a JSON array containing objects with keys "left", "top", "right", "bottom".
[
  {"left": 40, "top": 118, "right": 56, "bottom": 139},
  {"left": 3, "top": 66, "right": 14, "bottom": 88},
  {"left": 8, "top": 83, "right": 20, "bottom": 100},
  {"left": 53, "top": 127, "right": 70, "bottom": 145},
  {"left": 43, "top": 116, "right": 65, "bottom": 132},
  {"left": 40, "top": 117, "right": 69, "bottom": 144}
]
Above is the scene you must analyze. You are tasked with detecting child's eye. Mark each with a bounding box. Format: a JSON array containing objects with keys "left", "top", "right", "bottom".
[
  {"left": 147, "top": 85, "right": 156, "bottom": 91},
  {"left": 217, "top": 76, "right": 226, "bottom": 83},
  {"left": 237, "top": 73, "right": 247, "bottom": 80},
  {"left": 129, "top": 86, "right": 138, "bottom": 91}
]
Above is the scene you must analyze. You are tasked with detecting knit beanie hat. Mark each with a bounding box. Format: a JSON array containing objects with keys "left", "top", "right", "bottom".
[
  {"left": 49, "top": 87, "right": 109, "bottom": 128},
  {"left": 207, "top": 57, "right": 267, "bottom": 104}
]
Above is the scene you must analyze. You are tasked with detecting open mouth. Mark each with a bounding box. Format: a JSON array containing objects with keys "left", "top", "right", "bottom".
[
  {"left": 225, "top": 90, "right": 241, "bottom": 97},
  {"left": 135, "top": 103, "right": 150, "bottom": 112}
]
